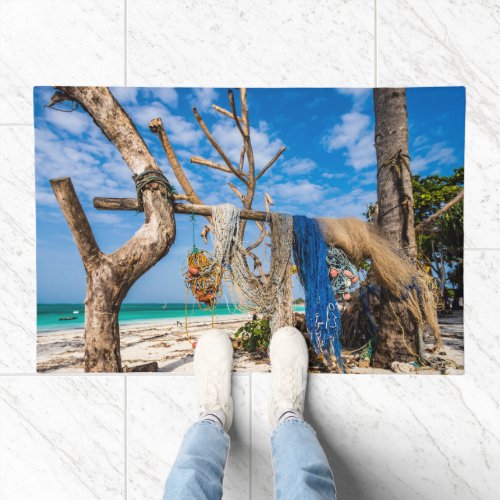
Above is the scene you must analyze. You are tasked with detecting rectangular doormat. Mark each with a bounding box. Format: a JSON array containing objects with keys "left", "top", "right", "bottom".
[{"left": 35, "top": 86, "right": 464, "bottom": 374}]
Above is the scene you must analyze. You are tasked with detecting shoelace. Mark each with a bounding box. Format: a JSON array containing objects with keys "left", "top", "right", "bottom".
[
  {"left": 279, "top": 366, "right": 304, "bottom": 409},
  {"left": 201, "top": 370, "right": 224, "bottom": 411}
]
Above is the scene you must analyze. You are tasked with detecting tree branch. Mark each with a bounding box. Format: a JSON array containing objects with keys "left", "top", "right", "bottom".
[
  {"left": 415, "top": 189, "right": 464, "bottom": 231},
  {"left": 212, "top": 104, "right": 242, "bottom": 122},
  {"left": 191, "top": 156, "right": 234, "bottom": 175},
  {"left": 256, "top": 146, "right": 286, "bottom": 180},
  {"left": 228, "top": 89, "right": 246, "bottom": 139},
  {"left": 228, "top": 181, "right": 245, "bottom": 203},
  {"left": 94, "top": 197, "right": 272, "bottom": 221},
  {"left": 149, "top": 117, "right": 203, "bottom": 205},
  {"left": 51, "top": 177, "right": 101, "bottom": 269},
  {"left": 192, "top": 107, "right": 246, "bottom": 182}
]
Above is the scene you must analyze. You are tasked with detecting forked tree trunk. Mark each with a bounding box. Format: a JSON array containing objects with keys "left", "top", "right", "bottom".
[
  {"left": 372, "top": 88, "right": 419, "bottom": 368},
  {"left": 51, "top": 87, "right": 176, "bottom": 372}
]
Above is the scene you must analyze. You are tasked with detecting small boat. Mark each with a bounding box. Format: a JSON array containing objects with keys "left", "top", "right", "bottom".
[
  {"left": 73, "top": 310, "right": 79, "bottom": 314},
  {"left": 59, "top": 316, "right": 77, "bottom": 321}
]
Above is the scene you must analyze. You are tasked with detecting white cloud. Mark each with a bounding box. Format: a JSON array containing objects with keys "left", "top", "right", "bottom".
[
  {"left": 192, "top": 88, "right": 218, "bottom": 112},
  {"left": 413, "top": 134, "right": 427, "bottom": 148},
  {"left": 165, "top": 113, "right": 204, "bottom": 148},
  {"left": 323, "top": 111, "right": 376, "bottom": 170},
  {"left": 128, "top": 101, "right": 170, "bottom": 128},
  {"left": 110, "top": 87, "right": 139, "bottom": 104},
  {"left": 36, "top": 190, "right": 59, "bottom": 207},
  {"left": 318, "top": 188, "right": 376, "bottom": 218},
  {"left": 281, "top": 157, "right": 316, "bottom": 175},
  {"left": 412, "top": 142, "right": 456, "bottom": 173},
  {"left": 267, "top": 179, "right": 324, "bottom": 204},
  {"left": 211, "top": 119, "right": 284, "bottom": 173},
  {"left": 336, "top": 88, "right": 371, "bottom": 111},
  {"left": 44, "top": 107, "right": 91, "bottom": 135},
  {"left": 321, "top": 172, "right": 347, "bottom": 180},
  {"left": 142, "top": 88, "right": 178, "bottom": 107}
]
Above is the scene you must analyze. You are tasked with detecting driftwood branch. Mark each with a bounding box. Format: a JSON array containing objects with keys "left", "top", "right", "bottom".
[
  {"left": 191, "top": 156, "right": 233, "bottom": 175},
  {"left": 192, "top": 107, "right": 245, "bottom": 182},
  {"left": 212, "top": 104, "right": 242, "bottom": 122},
  {"left": 228, "top": 182, "right": 245, "bottom": 203},
  {"left": 228, "top": 89, "right": 246, "bottom": 139},
  {"left": 149, "top": 117, "right": 203, "bottom": 205},
  {"left": 256, "top": 146, "right": 286, "bottom": 180},
  {"left": 415, "top": 189, "right": 464, "bottom": 231},
  {"left": 50, "top": 177, "right": 102, "bottom": 268},
  {"left": 93, "top": 197, "right": 271, "bottom": 221}
]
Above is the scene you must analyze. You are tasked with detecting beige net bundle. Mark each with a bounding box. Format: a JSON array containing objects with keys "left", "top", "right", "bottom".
[
  {"left": 317, "top": 217, "right": 441, "bottom": 350},
  {"left": 210, "top": 204, "right": 294, "bottom": 332}
]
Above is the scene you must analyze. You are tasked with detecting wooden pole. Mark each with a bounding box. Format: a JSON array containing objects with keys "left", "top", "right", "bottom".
[{"left": 93, "top": 197, "right": 271, "bottom": 222}]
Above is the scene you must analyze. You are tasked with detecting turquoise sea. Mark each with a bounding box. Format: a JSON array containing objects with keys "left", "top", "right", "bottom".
[
  {"left": 37, "top": 303, "right": 306, "bottom": 333},
  {"left": 37, "top": 303, "right": 244, "bottom": 333}
]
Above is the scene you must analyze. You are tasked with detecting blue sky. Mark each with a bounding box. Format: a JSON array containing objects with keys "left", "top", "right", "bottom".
[{"left": 35, "top": 86, "right": 465, "bottom": 303}]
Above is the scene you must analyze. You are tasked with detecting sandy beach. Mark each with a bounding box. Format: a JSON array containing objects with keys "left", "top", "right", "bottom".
[{"left": 37, "top": 311, "right": 464, "bottom": 374}]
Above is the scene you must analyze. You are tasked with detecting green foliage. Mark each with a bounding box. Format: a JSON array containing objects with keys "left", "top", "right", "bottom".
[
  {"left": 234, "top": 319, "right": 271, "bottom": 352},
  {"left": 413, "top": 167, "right": 464, "bottom": 289},
  {"left": 364, "top": 167, "right": 464, "bottom": 291},
  {"left": 412, "top": 167, "right": 464, "bottom": 223}
]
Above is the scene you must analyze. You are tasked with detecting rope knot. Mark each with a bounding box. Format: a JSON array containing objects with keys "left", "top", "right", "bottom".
[{"left": 133, "top": 169, "right": 175, "bottom": 212}]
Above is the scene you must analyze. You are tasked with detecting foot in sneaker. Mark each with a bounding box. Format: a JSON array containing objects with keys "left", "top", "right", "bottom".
[
  {"left": 194, "top": 329, "right": 234, "bottom": 432},
  {"left": 268, "top": 326, "right": 309, "bottom": 428}
]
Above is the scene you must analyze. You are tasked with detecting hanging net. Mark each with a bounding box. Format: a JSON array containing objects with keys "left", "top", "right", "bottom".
[{"left": 210, "top": 204, "right": 294, "bottom": 332}]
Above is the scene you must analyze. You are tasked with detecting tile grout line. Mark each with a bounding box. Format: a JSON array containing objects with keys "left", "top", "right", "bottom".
[
  {"left": 374, "top": 0, "right": 378, "bottom": 87},
  {"left": 249, "top": 373, "right": 252, "bottom": 500},
  {"left": 0, "top": 123, "right": 32, "bottom": 127},
  {"left": 124, "top": 0, "right": 128, "bottom": 86},
  {"left": 124, "top": 374, "right": 128, "bottom": 500}
]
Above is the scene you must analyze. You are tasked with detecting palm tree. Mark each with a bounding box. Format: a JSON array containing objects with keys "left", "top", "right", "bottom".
[{"left": 372, "top": 88, "right": 420, "bottom": 367}]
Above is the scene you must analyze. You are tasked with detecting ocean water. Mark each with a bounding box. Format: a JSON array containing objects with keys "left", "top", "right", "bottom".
[
  {"left": 37, "top": 303, "right": 244, "bottom": 333},
  {"left": 37, "top": 303, "right": 306, "bottom": 333}
]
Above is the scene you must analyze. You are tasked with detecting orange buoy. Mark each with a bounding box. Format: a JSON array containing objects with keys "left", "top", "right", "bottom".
[
  {"left": 188, "top": 266, "right": 199, "bottom": 276},
  {"left": 191, "top": 341, "right": 197, "bottom": 349},
  {"left": 352, "top": 276, "right": 359, "bottom": 284},
  {"left": 344, "top": 270, "right": 354, "bottom": 278},
  {"left": 199, "top": 293, "right": 216, "bottom": 304},
  {"left": 343, "top": 292, "right": 351, "bottom": 301},
  {"left": 329, "top": 268, "right": 339, "bottom": 278}
]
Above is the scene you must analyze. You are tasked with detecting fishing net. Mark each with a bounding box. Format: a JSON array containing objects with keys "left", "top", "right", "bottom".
[{"left": 210, "top": 204, "right": 294, "bottom": 332}]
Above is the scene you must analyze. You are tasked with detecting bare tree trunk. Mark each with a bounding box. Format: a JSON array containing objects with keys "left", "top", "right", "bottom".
[
  {"left": 373, "top": 88, "right": 419, "bottom": 368},
  {"left": 51, "top": 87, "right": 176, "bottom": 372}
]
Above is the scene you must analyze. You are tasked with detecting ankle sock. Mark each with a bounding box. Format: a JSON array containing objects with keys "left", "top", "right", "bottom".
[
  {"left": 276, "top": 409, "right": 303, "bottom": 427},
  {"left": 199, "top": 410, "right": 226, "bottom": 429}
]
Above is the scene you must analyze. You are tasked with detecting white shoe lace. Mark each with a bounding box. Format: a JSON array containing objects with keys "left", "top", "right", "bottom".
[
  {"left": 277, "top": 366, "right": 304, "bottom": 412},
  {"left": 200, "top": 369, "right": 226, "bottom": 412}
]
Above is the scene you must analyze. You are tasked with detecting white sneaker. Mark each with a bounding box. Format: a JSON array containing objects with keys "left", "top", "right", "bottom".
[
  {"left": 268, "top": 326, "right": 309, "bottom": 428},
  {"left": 194, "top": 329, "right": 234, "bottom": 432}
]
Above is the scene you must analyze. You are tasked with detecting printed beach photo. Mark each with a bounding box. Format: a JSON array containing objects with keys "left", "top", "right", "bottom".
[{"left": 35, "top": 86, "right": 464, "bottom": 374}]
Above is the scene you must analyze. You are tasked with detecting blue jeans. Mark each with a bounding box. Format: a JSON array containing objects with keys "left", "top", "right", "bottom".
[{"left": 163, "top": 418, "right": 336, "bottom": 500}]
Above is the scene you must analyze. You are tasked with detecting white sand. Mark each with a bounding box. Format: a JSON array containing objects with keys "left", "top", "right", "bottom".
[
  {"left": 37, "top": 313, "right": 268, "bottom": 373},
  {"left": 37, "top": 312, "right": 464, "bottom": 375}
]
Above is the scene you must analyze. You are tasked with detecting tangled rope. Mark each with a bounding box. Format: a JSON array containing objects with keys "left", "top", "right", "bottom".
[
  {"left": 210, "top": 204, "right": 294, "bottom": 332},
  {"left": 184, "top": 249, "right": 222, "bottom": 308},
  {"left": 133, "top": 169, "right": 174, "bottom": 212},
  {"left": 326, "top": 246, "right": 360, "bottom": 300},
  {"left": 292, "top": 215, "right": 344, "bottom": 371}
]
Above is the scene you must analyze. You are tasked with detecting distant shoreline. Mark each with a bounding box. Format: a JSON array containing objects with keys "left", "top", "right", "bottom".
[{"left": 37, "top": 303, "right": 305, "bottom": 334}]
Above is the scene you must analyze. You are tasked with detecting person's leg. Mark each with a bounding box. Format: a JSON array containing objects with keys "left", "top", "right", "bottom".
[
  {"left": 268, "top": 326, "right": 336, "bottom": 500},
  {"left": 163, "top": 329, "right": 234, "bottom": 500}
]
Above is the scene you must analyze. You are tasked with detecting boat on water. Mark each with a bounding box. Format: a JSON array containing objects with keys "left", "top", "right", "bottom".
[
  {"left": 59, "top": 316, "right": 77, "bottom": 321},
  {"left": 73, "top": 310, "right": 79, "bottom": 314}
]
